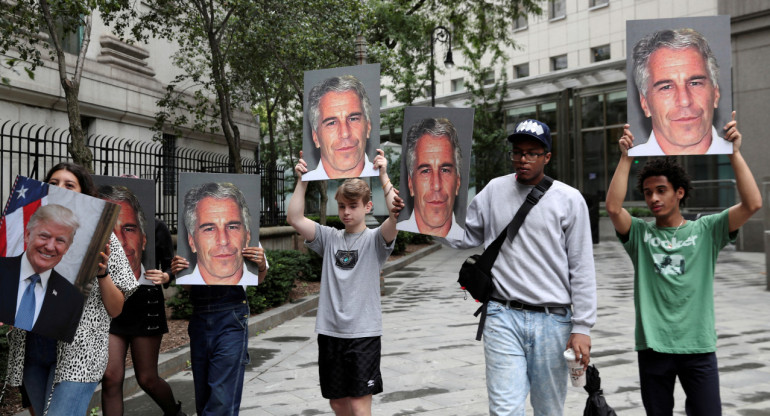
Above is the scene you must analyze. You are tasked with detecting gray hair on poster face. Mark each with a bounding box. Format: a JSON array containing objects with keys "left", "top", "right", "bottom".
[
  {"left": 308, "top": 75, "right": 372, "bottom": 133},
  {"left": 183, "top": 182, "right": 251, "bottom": 236},
  {"left": 632, "top": 27, "right": 720, "bottom": 97}
]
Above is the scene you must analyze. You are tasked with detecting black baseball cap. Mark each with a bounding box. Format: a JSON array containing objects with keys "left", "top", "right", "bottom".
[{"left": 507, "top": 119, "right": 552, "bottom": 152}]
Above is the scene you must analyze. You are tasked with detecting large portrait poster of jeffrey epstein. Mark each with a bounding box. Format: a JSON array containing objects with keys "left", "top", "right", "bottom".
[
  {"left": 176, "top": 173, "right": 261, "bottom": 286},
  {"left": 396, "top": 106, "right": 474, "bottom": 241},
  {"left": 0, "top": 176, "right": 118, "bottom": 342},
  {"left": 302, "top": 63, "right": 381, "bottom": 181},
  {"left": 626, "top": 16, "right": 732, "bottom": 156},
  {"left": 93, "top": 175, "right": 157, "bottom": 286}
]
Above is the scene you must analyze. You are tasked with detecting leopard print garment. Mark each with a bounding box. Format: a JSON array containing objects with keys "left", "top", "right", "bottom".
[{"left": 5, "top": 233, "right": 139, "bottom": 385}]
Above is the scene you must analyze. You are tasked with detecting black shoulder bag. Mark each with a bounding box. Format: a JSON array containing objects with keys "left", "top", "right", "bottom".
[{"left": 458, "top": 175, "right": 553, "bottom": 340}]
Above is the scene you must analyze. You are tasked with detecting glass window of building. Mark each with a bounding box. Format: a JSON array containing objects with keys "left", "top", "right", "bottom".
[
  {"left": 684, "top": 156, "right": 735, "bottom": 212},
  {"left": 549, "top": 0, "right": 566, "bottom": 20},
  {"left": 451, "top": 78, "right": 465, "bottom": 92},
  {"left": 580, "top": 90, "right": 628, "bottom": 200},
  {"left": 591, "top": 45, "right": 611, "bottom": 63},
  {"left": 513, "top": 14, "right": 528, "bottom": 31},
  {"left": 482, "top": 70, "right": 495, "bottom": 85},
  {"left": 380, "top": 95, "right": 388, "bottom": 107},
  {"left": 52, "top": 22, "right": 84, "bottom": 55},
  {"left": 551, "top": 54, "right": 568, "bottom": 71},
  {"left": 514, "top": 63, "right": 530, "bottom": 79},
  {"left": 589, "top": 0, "right": 609, "bottom": 8}
]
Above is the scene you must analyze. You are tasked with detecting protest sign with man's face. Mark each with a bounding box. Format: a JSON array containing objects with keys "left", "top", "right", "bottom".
[
  {"left": 626, "top": 16, "right": 732, "bottom": 156},
  {"left": 302, "top": 64, "right": 381, "bottom": 181},
  {"left": 176, "top": 173, "right": 261, "bottom": 286},
  {"left": 397, "top": 107, "right": 474, "bottom": 240}
]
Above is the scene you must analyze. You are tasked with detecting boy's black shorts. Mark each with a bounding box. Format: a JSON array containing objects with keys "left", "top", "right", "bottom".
[{"left": 318, "top": 334, "right": 383, "bottom": 399}]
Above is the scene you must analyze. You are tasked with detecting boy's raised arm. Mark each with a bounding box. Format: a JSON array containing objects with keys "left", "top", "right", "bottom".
[
  {"left": 374, "top": 149, "right": 404, "bottom": 244},
  {"left": 287, "top": 151, "right": 318, "bottom": 242},
  {"left": 724, "top": 112, "right": 762, "bottom": 232},
  {"left": 606, "top": 124, "right": 634, "bottom": 237}
]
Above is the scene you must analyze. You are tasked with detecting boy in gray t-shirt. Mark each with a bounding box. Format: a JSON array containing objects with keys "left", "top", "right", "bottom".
[{"left": 288, "top": 149, "right": 402, "bottom": 415}]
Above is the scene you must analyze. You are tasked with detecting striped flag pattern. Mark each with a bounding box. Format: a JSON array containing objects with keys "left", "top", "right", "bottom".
[{"left": 0, "top": 176, "right": 50, "bottom": 257}]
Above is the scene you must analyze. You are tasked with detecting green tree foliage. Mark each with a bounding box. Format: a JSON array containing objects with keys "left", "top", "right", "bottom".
[
  {"left": 1, "top": 0, "right": 131, "bottom": 171},
  {"left": 367, "top": 0, "right": 543, "bottom": 189},
  {"left": 111, "top": 0, "right": 367, "bottom": 173},
  {"left": 111, "top": 0, "right": 257, "bottom": 172}
]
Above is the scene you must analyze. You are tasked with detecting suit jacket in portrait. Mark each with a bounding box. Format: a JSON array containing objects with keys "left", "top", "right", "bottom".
[{"left": 0, "top": 255, "right": 85, "bottom": 342}]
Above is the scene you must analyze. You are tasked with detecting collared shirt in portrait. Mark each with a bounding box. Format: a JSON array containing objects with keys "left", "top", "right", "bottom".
[
  {"left": 397, "top": 211, "right": 465, "bottom": 241},
  {"left": 301, "top": 154, "right": 376, "bottom": 181},
  {"left": 628, "top": 126, "right": 733, "bottom": 156}
]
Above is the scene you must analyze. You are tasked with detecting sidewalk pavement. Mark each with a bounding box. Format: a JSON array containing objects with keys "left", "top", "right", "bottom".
[{"left": 116, "top": 241, "right": 768, "bottom": 415}]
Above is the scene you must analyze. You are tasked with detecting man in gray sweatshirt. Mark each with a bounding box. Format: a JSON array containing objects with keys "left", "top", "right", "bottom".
[{"left": 444, "top": 119, "right": 597, "bottom": 415}]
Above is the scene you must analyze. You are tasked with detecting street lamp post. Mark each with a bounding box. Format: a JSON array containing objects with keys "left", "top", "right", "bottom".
[{"left": 430, "top": 26, "right": 454, "bottom": 107}]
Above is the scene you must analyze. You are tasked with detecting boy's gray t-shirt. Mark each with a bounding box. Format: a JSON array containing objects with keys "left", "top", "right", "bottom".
[{"left": 306, "top": 223, "right": 395, "bottom": 338}]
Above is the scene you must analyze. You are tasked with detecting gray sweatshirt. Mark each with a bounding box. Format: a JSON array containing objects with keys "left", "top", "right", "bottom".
[{"left": 446, "top": 173, "right": 597, "bottom": 335}]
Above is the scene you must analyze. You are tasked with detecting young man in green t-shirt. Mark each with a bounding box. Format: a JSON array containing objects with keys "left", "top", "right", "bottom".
[{"left": 606, "top": 111, "right": 762, "bottom": 415}]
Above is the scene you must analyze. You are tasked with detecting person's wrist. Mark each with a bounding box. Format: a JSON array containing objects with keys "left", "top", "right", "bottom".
[{"left": 97, "top": 271, "right": 109, "bottom": 279}]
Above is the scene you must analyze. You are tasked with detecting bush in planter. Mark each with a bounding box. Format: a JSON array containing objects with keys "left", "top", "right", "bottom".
[
  {"left": 390, "top": 231, "right": 433, "bottom": 256},
  {"left": 407, "top": 232, "right": 434, "bottom": 245},
  {"left": 166, "top": 287, "right": 193, "bottom": 320},
  {"left": 392, "top": 231, "right": 408, "bottom": 255},
  {"left": 307, "top": 215, "right": 345, "bottom": 230}
]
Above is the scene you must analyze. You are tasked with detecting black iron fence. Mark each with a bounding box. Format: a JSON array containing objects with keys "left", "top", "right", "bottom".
[{"left": 0, "top": 120, "right": 285, "bottom": 232}]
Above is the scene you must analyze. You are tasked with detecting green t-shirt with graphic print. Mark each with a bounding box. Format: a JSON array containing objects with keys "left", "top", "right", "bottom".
[{"left": 621, "top": 209, "right": 735, "bottom": 354}]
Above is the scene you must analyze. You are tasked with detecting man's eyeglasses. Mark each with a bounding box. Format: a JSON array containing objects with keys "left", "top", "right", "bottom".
[{"left": 509, "top": 150, "right": 546, "bottom": 161}]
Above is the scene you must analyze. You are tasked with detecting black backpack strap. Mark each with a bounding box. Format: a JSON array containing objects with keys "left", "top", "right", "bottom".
[
  {"left": 469, "top": 176, "right": 554, "bottom": 341},
  {"left": 475, "top": 175, "right": 554, "bottom": 271},
  {"left": 474, "top": 302, "right": 488, "bottom": 341},
  {"left": 507, "top": 176, "right": 553, "bottom": 242}
]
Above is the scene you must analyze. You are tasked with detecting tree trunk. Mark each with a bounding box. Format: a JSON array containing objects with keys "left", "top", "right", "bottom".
[
  {"left": 319, "top": 181, "right": 328, "bottom": 225},
  {"left": 63, "top": 83, "right": 92, "bottom": 171},
  {"left": 39, "top": 0, "right": 94, "bottom": 171},
  {"left": 265, "top": 98, "right": 276, "bottom": 162},
  {"left": 204, "top": 10, "right": 242, "bottom": 173}
]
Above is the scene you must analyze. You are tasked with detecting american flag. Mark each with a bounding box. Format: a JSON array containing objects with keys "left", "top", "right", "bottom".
[{"left": 0, "top": 176, "right": 50, "bottom": 257}]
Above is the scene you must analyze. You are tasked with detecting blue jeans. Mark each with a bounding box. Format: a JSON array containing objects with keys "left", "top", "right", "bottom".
[
  {"left": 22, "top": 333, "right": 57, "bottom": 415},
  {"left": 188, "top": 300, "right": 250, "bottom": 415},
  {"left": 638, "top": 349, "right": 721, "bottom": 416},
  {"left": 483, "top": 300, "right": 573, "bottom": 416},
  {"left": 45, "top": 381, "right": 99, "bottom": 416}
]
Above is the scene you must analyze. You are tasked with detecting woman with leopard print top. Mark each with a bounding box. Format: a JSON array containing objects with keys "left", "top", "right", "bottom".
[{"left": 4, "top": 163, "right": 138, "bottom": 416}]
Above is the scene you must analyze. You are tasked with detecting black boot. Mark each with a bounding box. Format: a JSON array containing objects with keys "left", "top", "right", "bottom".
[{"left": 164, "top": 401, "right": 187, "bottom": 416}]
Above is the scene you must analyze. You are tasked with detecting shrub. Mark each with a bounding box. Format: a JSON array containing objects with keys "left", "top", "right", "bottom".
[
  {"left": 265, "top": 249, "right": 319, "bottom": 282},
  {"left": 407, "top": 232, "right": 434, "bottom": 245},
  {"left": 307, "top": 215, "right": 345, "bottom": 229},
  {"left": 392, "top": 231, "right": 408, "bottom": 255},
  {"left": 628, "top": 207, "right": 653, "bottom": 217},
  {"left": 166, "top": 286, "right": 194, "bottom": 320}
]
